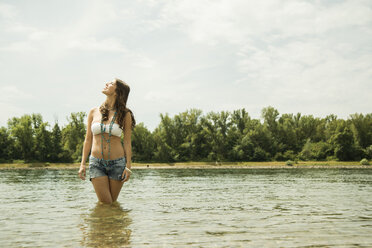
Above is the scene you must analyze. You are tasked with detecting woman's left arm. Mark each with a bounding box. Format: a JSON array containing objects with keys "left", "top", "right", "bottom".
[{"left": 121, "top": 111, "right": 133, "bottom": 182}]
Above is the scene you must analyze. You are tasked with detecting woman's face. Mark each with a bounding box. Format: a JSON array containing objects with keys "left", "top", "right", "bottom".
[{"left": 102, "top": 80, "right": 117, "bottom": 96}]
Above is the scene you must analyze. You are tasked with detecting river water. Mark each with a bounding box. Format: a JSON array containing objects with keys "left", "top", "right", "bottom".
[{"left": 0, "top": 168, "right": 372, "bottom": 247}]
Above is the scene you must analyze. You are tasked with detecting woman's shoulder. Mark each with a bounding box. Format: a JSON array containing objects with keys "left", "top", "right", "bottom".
[
  {"left": 88, "top": 107, "right": 99, "bottom": 116},
  {"left": 124, "top": 108, "right": 134, "bottom": 115},
  {"left": 123, "top": 108, "right": 136, "bottom": 128},
  {"left": 90, "top": 107, "right": 100, "bottom": 112}
]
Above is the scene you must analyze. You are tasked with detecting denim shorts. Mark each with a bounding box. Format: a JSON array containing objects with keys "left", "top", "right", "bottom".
[{"left": 89, "top": 155, "right": 127, "bottom": 181}]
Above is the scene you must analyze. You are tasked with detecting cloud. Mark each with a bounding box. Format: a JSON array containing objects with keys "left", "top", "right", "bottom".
[
  {"left": 156, "top": 0, "right": 372, "bottom": 45},
  {"left": 0, "top": 86, "right": 34, "bottom": 126},
  {"left": 0, "top": 41, "right": 36, "bottom": 52},
  {"left": 0, "top": 102, "right": 25, "bottom": 125},
  {"left": 0, "top": 3, "right": 16, "bottom": 20},
  {"left": 0, "top": 1, "right": 145, "bottom": 57},
  {"left": 0, "top": 0, "right": 371, "bottom": 129},
  {"left": 148, "top": 0, "right": 372, "bottom": 116},
  {"left": 1, "top": 86, "right": 34, "bottom": 102},
  {"left": 67, "top": 37, "right": 127, "bottom": 52},
  {"left": 144, "top": 90, "right": 177, "bottom": 102},
  {"left": 236, "top": 37, "right": 372, "bottom": 108}
]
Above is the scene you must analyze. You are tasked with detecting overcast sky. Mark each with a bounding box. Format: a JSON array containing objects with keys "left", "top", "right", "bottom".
[{"left": 0, "top": 0, "right": 371, "bottom": 131}]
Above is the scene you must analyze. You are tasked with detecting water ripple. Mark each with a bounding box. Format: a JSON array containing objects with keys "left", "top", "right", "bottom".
[{"left": 0, "top": 168, "right": 372, "bottom": 247}]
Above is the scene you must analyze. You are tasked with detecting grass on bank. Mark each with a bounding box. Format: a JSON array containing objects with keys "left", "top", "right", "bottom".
[{"left": 0, "top": 160, "right": 369, "bottom": 169}]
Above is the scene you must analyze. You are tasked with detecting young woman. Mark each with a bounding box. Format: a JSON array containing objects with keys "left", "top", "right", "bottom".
[{"left": 78, "top": 78, "right": 136, "bottom": 204}]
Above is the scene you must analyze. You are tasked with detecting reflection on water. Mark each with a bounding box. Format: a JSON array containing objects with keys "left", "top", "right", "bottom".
[
  {"left": 0, "top": 168, "right": 372, "bottom": 247},
  {"left": 80, "top": 201, "right": 132, "bottom": 248}
]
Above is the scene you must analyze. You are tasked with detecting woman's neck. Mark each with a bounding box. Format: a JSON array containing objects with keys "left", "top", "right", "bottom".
[{"left": 104, "top": 96, "right": 116, "bottom": 111}]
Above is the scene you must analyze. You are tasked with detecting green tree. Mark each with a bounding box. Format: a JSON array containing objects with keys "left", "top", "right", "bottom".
[
  {"left": 50, "top": 122, "right": 65, "bottom": 162},
  {"left": 298, "top": 115, "right": 322, "bottom": 142},
  {"left": 233, "top": 122, "right": 271, "bottom": 161},
  {"left": 34, "top": 121, "right": 52, "bottom": 162},
  {"left": 7, "top": 115, "right": 35, "bottom": 162},
  {"left": 277, "top": 113, "right": 299, "bottom": 153},
  {"left": 200, "top": 111, "right": 231, "bottom": 161},
  {"left": 324, "top": 114, "right": 339, "bottom": 141},
  {"left": 230, "top": 109, "right": 251, "bottom": 134},
  {"left": 2, "top": 107, "right": 372, "bottom": 163},
  {"left": 365, "top": 145, "right": 372, "bottom": 159},
  {"left": 0, "top": 127, "right": 14, "bottom": 162},
  {"left": 261, "top": 106, "right": 280, "bottom": 156},
  {"left": 153, "top": 113, "right": 178, "bottom": 162},
  {"left": 174, "top": 109, "right": 204, "bottom": 161},
  {"left": 299, "top": 139, "right": 332, "bottom": 160},
  {"left": 349, "top": 113, "right": 372, "bottom": 149},
  {"left": 62, "top": 112, "right": 86, "bottom": 162},
  {"left": 331, "top": 121, "right": 359, "bottom": 161},
  {"left": 261, "top": 106, "right": 279, "bottom": 135},
  {"left": 152, "top": 109, "right": 205, "bottom": 162},
  {"left": 132, "top": 123, "right": 155, "bottom": 162},
  {"left": 229, "top": 109, "right": 254, "bottom": 160}
]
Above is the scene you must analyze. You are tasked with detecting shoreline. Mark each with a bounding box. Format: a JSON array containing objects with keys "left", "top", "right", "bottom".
[{"left": 0, "top": 161, "right": 370, "bottom": 170}]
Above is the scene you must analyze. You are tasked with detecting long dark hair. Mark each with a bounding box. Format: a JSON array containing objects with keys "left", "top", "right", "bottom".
[{"left": 99, "top": 78, "right": 136, "bottom": 131}]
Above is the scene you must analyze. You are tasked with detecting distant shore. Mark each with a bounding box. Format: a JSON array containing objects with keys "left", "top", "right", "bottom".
[{"left": 0, "top": 161, "right": 370, "bottom": 169}]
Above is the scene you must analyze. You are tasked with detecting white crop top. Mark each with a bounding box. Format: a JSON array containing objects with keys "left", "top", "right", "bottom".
[{"left": 91, "top": 122, "right": 123, "bottom": 137}]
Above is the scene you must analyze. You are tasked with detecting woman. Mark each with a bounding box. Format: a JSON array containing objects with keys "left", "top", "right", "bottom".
[{"left": 78, "top": 78, "right": 136, "bottom": 204}]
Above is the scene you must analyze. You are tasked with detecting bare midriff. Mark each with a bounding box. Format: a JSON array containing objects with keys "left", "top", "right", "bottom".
[{"left": 91, "top": 133, "right": 124, "bottom": 160}]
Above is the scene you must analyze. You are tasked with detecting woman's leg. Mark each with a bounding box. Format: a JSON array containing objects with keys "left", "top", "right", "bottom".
[
  {"left": 91, "top": 176, "right": 113, "bottom": 204},
  {"left": 109, "top": 179, "right": 125, "bottom": 202}
]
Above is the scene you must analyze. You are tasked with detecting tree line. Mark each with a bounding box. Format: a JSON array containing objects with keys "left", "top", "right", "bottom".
[{"left": 1, "top": 107, "right": 371, "bottom": 163}]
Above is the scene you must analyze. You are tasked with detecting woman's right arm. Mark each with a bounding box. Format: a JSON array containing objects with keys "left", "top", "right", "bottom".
[{"left": 78, "top": 108, "right": 95, "bottom": 180}]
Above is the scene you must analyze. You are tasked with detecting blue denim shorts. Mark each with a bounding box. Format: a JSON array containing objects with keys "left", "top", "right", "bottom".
[{"left": 89, "top": 155, "right": 127, "bottom": 181}]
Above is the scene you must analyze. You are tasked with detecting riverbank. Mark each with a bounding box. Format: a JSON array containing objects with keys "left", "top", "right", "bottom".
[{"left": 0, "top": 161, "right": 370, "bottom": 169}]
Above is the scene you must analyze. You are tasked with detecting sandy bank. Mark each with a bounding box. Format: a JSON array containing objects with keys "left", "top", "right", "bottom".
[{"left": 0, "top": 161, "right": 370, "bottom": 170}]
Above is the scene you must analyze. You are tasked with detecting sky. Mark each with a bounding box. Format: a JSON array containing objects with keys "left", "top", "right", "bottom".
[{"left": 0, "top": 0, "right": 371, "bottom": 131}]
